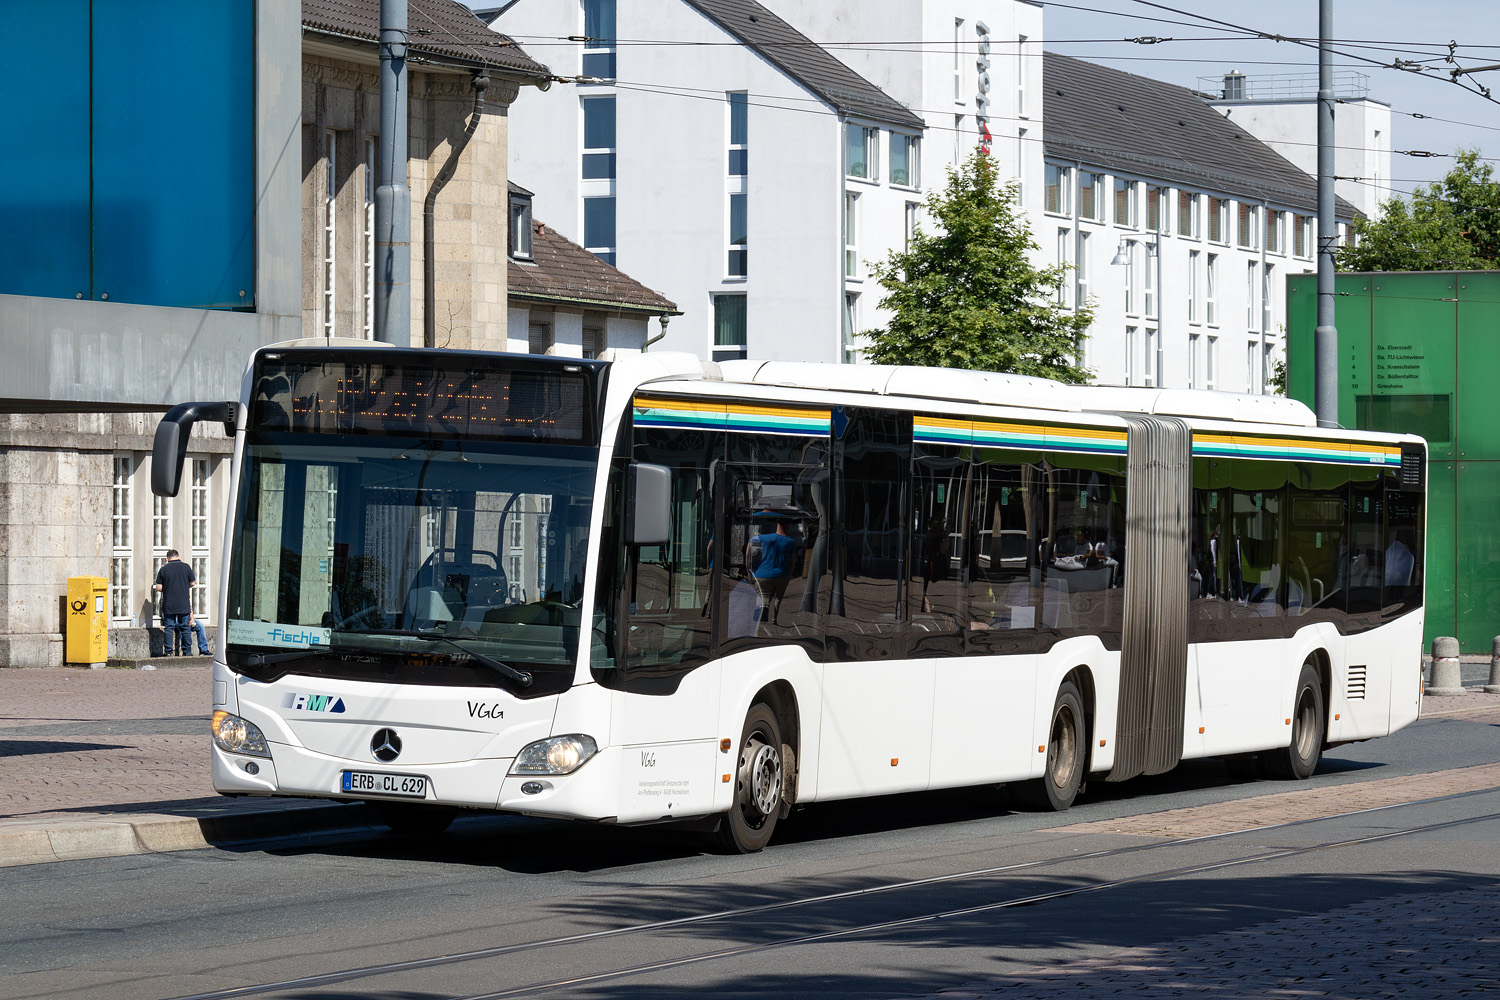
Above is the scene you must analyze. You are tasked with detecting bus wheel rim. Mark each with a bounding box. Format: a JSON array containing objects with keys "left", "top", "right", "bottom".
[
  {"left": 745, "top": 739, "right": 781, "bottom": 819},
  {"left": 1050, "top": 706, "right": 1077, "bottom": 788}
]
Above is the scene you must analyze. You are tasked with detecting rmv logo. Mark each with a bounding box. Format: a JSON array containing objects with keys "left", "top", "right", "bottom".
[{"left": 282, "top": 692, "right": 346, "bottom": 713}]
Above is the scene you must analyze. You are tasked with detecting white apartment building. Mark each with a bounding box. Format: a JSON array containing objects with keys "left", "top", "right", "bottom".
[
  {"left": 1043, "top": 54, "right": 1361, "bottom": 395},
  {"left": 1204, "top": 70, "right": 1392, "bottom": 221},
  {"left": 491, "top": 0, "right": 1040, "bottom": 363}
]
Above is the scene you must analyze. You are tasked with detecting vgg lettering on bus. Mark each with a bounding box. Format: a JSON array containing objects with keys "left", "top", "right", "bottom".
[{"left": 467, "top": 702, "right": 504, "bottom": 719}]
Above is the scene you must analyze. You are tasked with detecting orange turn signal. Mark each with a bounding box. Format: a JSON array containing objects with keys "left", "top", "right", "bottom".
[
  {"left": 720, "top": 738, "right": 732, "bottom": 752},
  {"left": 722, "top": 774, "right": 731, "bottom": 783},
  {"left": 890, "top": 758, "right": 899, "bottom": 766}
]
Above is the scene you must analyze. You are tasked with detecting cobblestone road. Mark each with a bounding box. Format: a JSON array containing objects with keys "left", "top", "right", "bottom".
[{"left": 930, "top": 887, "right": 1500, "bottom": 998}]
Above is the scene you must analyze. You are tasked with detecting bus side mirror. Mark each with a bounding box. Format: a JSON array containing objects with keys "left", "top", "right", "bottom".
[
  {"left": 151, "top": 401, "right": 236, "bottom": 497},
  {"left": 627, "top": 462, "right": 671, "bottom": 546}
]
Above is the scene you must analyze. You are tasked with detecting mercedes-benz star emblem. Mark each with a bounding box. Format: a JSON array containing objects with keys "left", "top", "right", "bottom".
[{"left": 371, "top": 728, "right": 402, "bottom": 762}]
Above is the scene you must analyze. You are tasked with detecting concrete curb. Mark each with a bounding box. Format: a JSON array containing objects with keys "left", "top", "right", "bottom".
[{"left": 0, "top": 801, "right": 382, "bottom": 868}]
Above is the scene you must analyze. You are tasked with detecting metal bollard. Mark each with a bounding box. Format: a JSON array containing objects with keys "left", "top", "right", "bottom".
[
  {"left": 1428, "top": 636, "right": 1466, "bottom": 697},
  {"left": 1486, "top": 637, "right": 1500, "bottom": 695}
]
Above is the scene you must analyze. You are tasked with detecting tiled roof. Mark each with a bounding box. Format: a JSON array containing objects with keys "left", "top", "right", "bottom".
[
  {"left": 1044, "top": 53, "right": 1359, "bottom": 217},
  {"left": 683, "top": 0, "right": 924, "bottom": 130},
  {"left": 303, "top": 0, "right": 549, "bottom": 80},
  {"left": 509, "top": 220, "right": 679, "bottom": 315}
]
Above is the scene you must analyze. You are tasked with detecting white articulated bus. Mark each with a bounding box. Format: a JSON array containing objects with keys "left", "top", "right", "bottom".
[{"left": 152, "top": 341, "right": 1426, "bottom": 852}]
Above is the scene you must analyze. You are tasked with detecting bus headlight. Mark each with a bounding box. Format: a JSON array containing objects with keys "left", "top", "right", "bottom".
[
  {"left": 512, "top": 735, "right": 598, "bottom": 775},
  {"left": 212, "top": 710, "right": 270, "bottom": 758}
]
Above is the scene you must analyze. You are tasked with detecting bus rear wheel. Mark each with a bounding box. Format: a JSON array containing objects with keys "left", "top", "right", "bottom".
[
  {"left": 712, "top": 703, "right": 785, "bottom": 854},
  {"left": 1264, "top": 662, "right": 1324, "bottom": 780},
  {"left": 1014, "top": 681, "right": 1086, "bottom": 811}
]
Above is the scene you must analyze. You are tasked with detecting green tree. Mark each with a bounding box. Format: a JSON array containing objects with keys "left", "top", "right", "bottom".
[
  {"left": 861, "top": 148, "right": 1094, "bottom": 383},
  {"left": 1338, "top": 149, "right": 1500, "bottom": 271}
]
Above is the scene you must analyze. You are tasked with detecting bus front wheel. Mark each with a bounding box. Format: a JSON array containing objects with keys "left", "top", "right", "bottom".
[
  {"left": 1014, "top": 681, "right": 1086, "bottom": 812},
  {"left": 1264, "top": 662, "right": 1324, "bottom": 780},
  {"left": 712, "top": 703, "right": 786, "bottom": 854}
]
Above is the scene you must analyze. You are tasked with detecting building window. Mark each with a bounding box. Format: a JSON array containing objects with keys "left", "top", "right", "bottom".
[
  {"left": 953, "top": 18, "right": 964, "bottom": 103},
  {"left": 845, "top": 124, "right": 878, "bottom": 180},
  {"left": 1144, "top": 327, "right": 1159, "bottom": 387},
  {"left": 842, "top": 292, "right": 860, "bottom": 364},
  {"left": 191, "top": 458, "right": 210, "bottom": 619},
  {"left": 1238, "top": 203, "right": 1260, "bottom": 250},
  {"left": 1264, "top": 342, "right": 1277, "bottom": 394},
  {"left": 322, "top": 130, "right": 337, "bottom": 337},
  {"left": 1144, "top": 245, "right": 1156, "bottom": 319},
  {"left": 1206, "top": 253, "right": 1219, "bottom": 326},
  {"left": 1179, "top": 190, "right": 1200, "bottom": 238},
  {"left": 1078, "top": 170, "right": 1102, "bottom": 222},
  {"left": 1016, "top": 129, "right": 1027, "bottom": 202},
  {"left": 891, "top": 133, "right": 920, "bottom": 187},
  {"left": 581, "top": 0, "right": 616, "bottom": 78},
  {"left": 528, "top": 321, "right": 553, "bottom": 355},
  {"left": 1247, "top": 261, "right": 1260, "bottom": 331},
  {"left": 1076, "top": 231, "right": 1091, "bottom": 305},
  {"left": 583, "top": 197, "right": 616, "bottom": 265},
  {"left": 1188, "top": 249, "right": 1201, "bottom": 324},
  {"left": 1267, "top": 210, "right": 1282, "bottom": 254},
  {"left": 111, "top": 456, "right": 132, "bottom": 621},
  {"left": 1123, "top": 240, "right": 1137, "bottom": 316},
  {"left": 1188, "top": 332, "right": 1202, "bottom": 389},
  {"left": 905, "top": 201, "right": 920, "bottom": 249},
  {"left": 1263, "top": 263, "right": 1274, "bottom": 334},
  {"left": 954, "top": 113, "right": 964, "bottom": 163},
  {"left": 152, "top": 486, "right": 171, "bottom": 604},
  {"left": 1124, "top": 326, "right": 1136, "bottom": 386},
  {"left": 509, "top": 193, "right": 533, "bottom": 260},
  {"left": 713, "top": 293, "right": 747, "bottom": 361},
  {"left": 583, "top": 325, "right": 605, "bottom": 359},
  {"left": 1147, "top": 185, "right": 1166, "bottom": 233},
  {"left": 1115, "top": 178, "right": 1138, "bottom": 228},
  {"left": 1209, "top": 197, "right": 1228, "bottom": 243},
  {"left": 1045, "top": 163, "right": 1071, "bottom": 215},
  {"left": 581, "top": 96, "right": 616, "bottom": 180},
  {"left": 844, "top": 192, "right": 859, "bottom": 278},
  {"left": 1294, "top": 214, "right": 1312, "bottom": 257},
  {"left": 1248, "top": 340, "right": 1260, "bottom": 394},
  {"left": 362, "top": 135, "right": 376, "bottom": 338},
  {"left": 728, "top": 92, "right": 748, "bottom": 176},
  {"left": 1017, "top": 34, "right": 1028, "bottom": 117},
  {"left": 1206, "top": 335, "right": 1219, "bottom": 389},
  {"left": 1056, "top": 227, "right": 1071, "bottom": 306},
  {"left": 728, "top": 191, "right": 747, "bottom": 277}
]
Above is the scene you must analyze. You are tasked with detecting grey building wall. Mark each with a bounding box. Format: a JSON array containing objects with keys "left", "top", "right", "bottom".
[{"left": 0, "top": 0, "right": 302, "bottom": 665}]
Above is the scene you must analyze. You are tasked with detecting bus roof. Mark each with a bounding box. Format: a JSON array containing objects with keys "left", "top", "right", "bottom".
[{"left": 617, "top": 354, "right": 1319, "bottom": 428}]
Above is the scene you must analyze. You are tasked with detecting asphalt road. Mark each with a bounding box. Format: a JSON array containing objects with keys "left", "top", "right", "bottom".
[{"left": 3, "top": 707, "right": 1499, "bottom": 1000}]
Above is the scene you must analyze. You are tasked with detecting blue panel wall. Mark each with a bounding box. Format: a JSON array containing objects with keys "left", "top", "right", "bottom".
[
  {"left": 0, "top": 0, "right": 254, "bottom": 309},
  {"left": 0, "top": 1, "right": 92, "bottom": 300},
  {"left": 93, "top": 0, "right": 255, "bottom": 309}
]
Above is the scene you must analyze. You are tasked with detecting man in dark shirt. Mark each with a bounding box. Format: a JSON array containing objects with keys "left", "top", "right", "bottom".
[{"left": 154, "top": 549, "right": 196, "bottom": 656}]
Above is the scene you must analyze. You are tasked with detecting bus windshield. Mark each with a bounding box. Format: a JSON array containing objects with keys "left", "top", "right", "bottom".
[{"left": 225, "top": 434, "right": 597, "bottom": 690}]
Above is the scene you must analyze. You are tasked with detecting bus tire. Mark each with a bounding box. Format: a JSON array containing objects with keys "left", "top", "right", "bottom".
[
  {"left": 376, "top": 802, "right": 458, "bottom": 837},
  {"left": 1014, "top": 681, "right": 1086, "bottom": 811},
  {"left": 1264, "top": 662, "right": 1324, "bottom": 780},
  {"left": 711, "top": 703, "right": 785, "bottom": 854}
]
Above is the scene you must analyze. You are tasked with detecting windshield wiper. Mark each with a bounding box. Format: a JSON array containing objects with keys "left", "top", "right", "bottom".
[
  {"left": 404, "top": 632, "right": 534, "bottom": 688},
  {"left": 243, "top": 647, "right": 331, "bottom": 668}
]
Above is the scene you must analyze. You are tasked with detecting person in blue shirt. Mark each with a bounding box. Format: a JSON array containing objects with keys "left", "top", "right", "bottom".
[{"left": 745, "top": 519, "right": 797, "bottom": 625}]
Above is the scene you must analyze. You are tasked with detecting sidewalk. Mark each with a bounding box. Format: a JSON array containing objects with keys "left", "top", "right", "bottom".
[
  {"left": 2, "top": 666, "right": 1498, "bottom": 869},
  {"left": 0, "top": 665, "right": 378, "bottom": 867}
]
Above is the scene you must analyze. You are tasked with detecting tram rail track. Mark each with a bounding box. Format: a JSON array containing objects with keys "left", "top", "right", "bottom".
[{"left": 158, "top": 783, "right": 1500, "bottom": 1000}]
